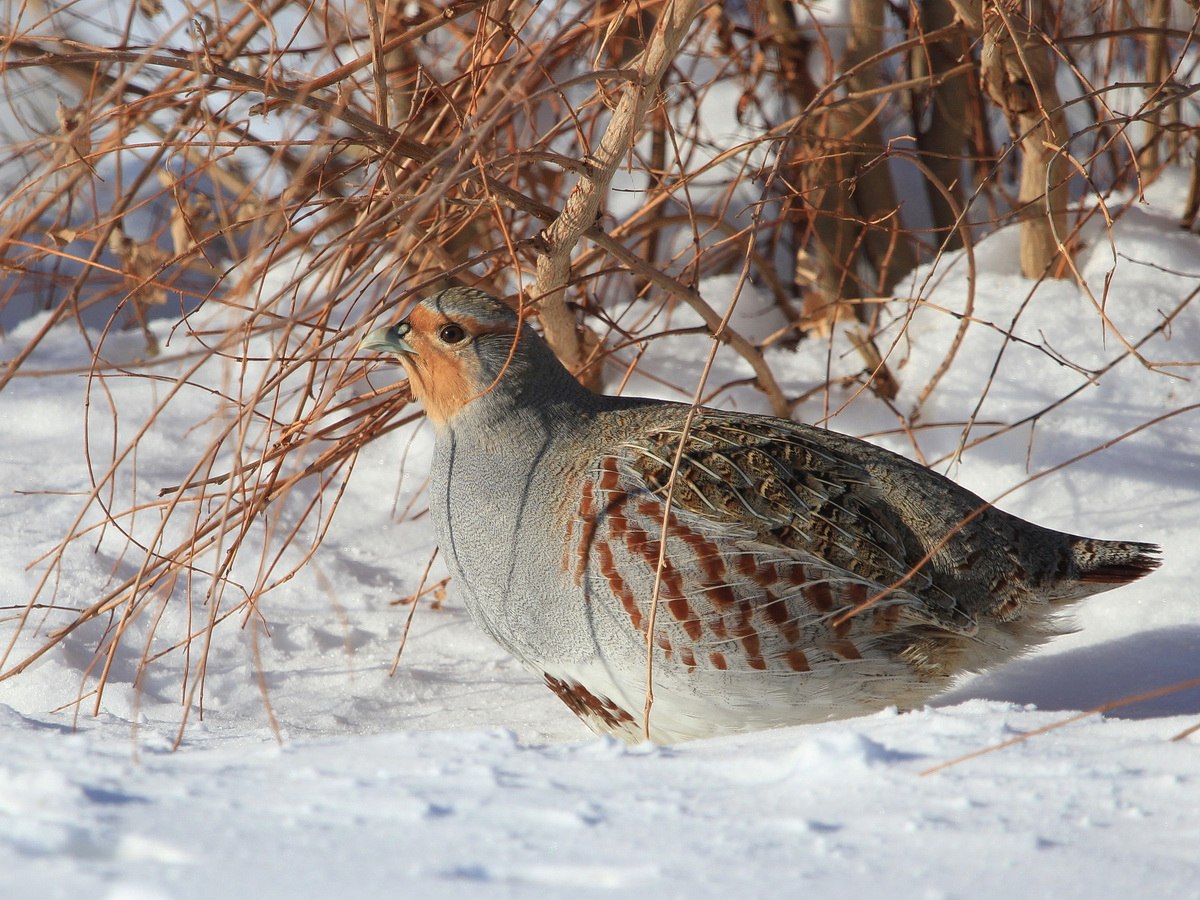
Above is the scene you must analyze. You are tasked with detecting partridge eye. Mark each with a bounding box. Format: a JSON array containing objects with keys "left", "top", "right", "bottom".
[{"left": 438, "top": 323, "right": 467, "bottom": 345}]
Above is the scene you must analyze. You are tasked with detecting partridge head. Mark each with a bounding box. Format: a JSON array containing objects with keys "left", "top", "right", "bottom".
[{"left": 362, "top": 287, "right": 1161, "bottom": 743}]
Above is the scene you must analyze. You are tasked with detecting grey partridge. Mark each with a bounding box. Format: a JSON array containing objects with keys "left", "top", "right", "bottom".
[{"left": 361, "top": 288, "right": 1160, "bottom": 743}]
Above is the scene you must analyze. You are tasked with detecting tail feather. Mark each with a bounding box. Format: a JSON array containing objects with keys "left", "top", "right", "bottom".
[{"left": 1073, "top": 538, "right": 1162, "bottom": 586}]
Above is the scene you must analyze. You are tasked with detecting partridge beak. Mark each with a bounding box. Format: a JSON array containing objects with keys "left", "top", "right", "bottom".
[{"left": 360, "top": 321, "right": 416, "bottom": 357}]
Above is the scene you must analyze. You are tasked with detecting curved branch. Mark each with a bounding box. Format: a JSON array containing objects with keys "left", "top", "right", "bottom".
[
  {"left": 590, "top": 228, "right": 790, "bottom": 418},
  {"left": 530, "top": 0, "right": 706, "bottom": 370}
]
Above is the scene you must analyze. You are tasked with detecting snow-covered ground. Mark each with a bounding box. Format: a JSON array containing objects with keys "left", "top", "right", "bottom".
[{"left": 2, "top": 172, "right": 1199, "bottom": 897}]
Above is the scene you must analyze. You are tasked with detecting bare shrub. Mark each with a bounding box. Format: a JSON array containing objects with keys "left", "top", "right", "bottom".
[{"left": 0, "top": 0, "right": 1194, "bottom": 736}]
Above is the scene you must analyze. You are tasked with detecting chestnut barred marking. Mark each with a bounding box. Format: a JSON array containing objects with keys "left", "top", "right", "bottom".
[
  {"left": 807, "top": 580, "right": 834, "bottom": 613},
  {"left": 543, "top": 673, "right": 635, "bottom": 730},
  {"left": 596, "top": 533, "right": 642, "bottom": 632},
  {"left": 786, "top": 648, "right": 811, "bottom": 672},
  {"left": 570, "top": 451, "right": 897, "bottom": 676},
  {"left": 574, "top": 478, "right": 597, "bottom": 587},
  {"left": 825, "top": 638, "right": 862, "bottom": 661}
]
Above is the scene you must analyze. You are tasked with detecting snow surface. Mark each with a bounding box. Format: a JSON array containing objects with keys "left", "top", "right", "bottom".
[{"left": 2, "top": 173, "right": 1200, "bottom": 897}]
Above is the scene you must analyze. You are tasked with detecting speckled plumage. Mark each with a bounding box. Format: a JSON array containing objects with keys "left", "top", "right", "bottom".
[{"left": 361, "top": 288, "right": 1160, "bottom": 743}]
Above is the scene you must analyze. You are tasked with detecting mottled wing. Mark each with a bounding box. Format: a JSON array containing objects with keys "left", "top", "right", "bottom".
[{"left": 565, "top": 413, "right": 973, "bottom": 676}]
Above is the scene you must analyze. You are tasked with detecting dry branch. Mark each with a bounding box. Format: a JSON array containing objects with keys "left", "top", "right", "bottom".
[{"left": 531, "top": 0, "right": 705, "bottom": 375}]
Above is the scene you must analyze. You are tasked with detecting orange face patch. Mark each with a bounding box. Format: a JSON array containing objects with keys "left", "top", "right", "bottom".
[{"left": 395, "top": 304, "right": 519, "bottom": 426}]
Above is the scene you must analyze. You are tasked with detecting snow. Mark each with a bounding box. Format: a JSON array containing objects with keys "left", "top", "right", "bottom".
[
  {"left": 2, "top": 173, "right": 1200, "bottom": 896},
  {"left": 4, "top": 706, "right": 1198, "bottom": 898}
]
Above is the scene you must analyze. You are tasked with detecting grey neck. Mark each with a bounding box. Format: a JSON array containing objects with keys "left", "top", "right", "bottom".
[{"left": 440, "top": 341, "right": 610, "bottom": 450}]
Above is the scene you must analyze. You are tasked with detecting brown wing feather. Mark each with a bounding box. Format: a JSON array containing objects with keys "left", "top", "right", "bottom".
[{"left": 566, "top": 413, "right": 977, "bottom": 678}]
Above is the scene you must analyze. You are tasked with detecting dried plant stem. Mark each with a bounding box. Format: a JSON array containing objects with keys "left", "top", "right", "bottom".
[
  {"left": 589, "top": 229, "right": 790, "bottom": 417},
  {"left": 922, "top": 675, "right": 1200, "bottom": 775},
  {"left": 532, "top": 0, "right": 705, "bottom": 371}
]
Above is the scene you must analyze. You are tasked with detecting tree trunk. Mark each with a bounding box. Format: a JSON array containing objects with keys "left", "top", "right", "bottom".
[
  {"left": 767, "top": 0, "right": 901, "bottom": 398},
  {"left": 949, "top": 0, "right": 1070, "bottom": 278},
  {"left": 1138, "top": 0, "right": 1171, "bottom": 172},
  {"left": 843, "top": 0, "right": 917, "bottom": 293},
  {"left": 913, "top": 0, "right": 970, "bottom": 251}
]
